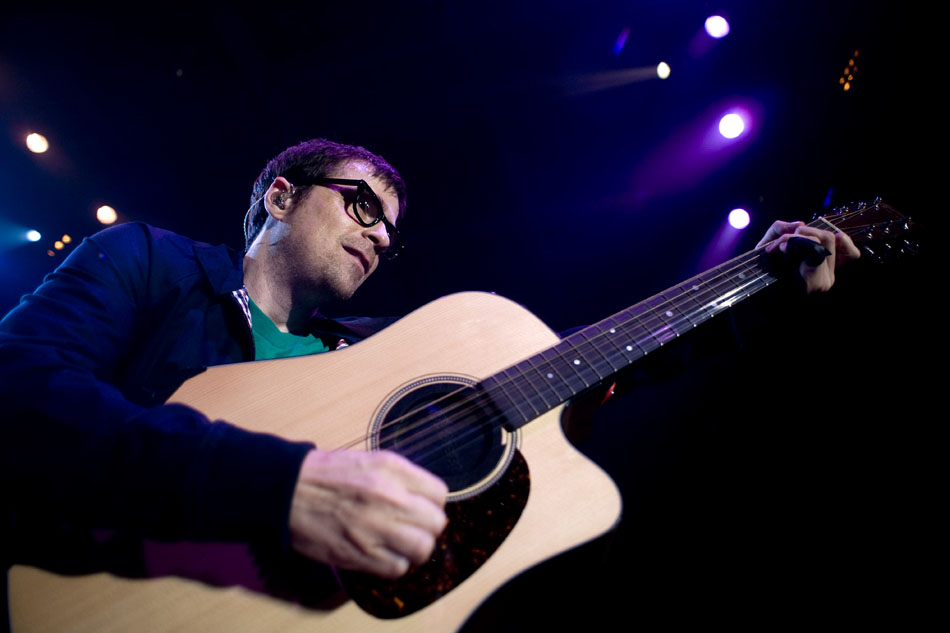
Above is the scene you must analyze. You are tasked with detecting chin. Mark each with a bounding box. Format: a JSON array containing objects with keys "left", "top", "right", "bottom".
[{"left": 330, "top": 279, "right": 364, "bottom": 302}]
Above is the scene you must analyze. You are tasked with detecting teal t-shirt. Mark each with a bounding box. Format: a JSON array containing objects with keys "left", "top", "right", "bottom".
[{"left": 248, "top": 298, "right": 331, "bottom": 360}]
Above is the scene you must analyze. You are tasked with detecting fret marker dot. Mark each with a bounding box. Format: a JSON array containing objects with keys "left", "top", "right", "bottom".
[
  {"left": 626, "top": 345, "right": 633, "bottom": 351},
  {"left": 546, "top": 373, "right": 554, "bottom": 379},
  {"left": 665, "top": 310, "right": 674, "bottom": 317},
  {"left": 692, "top": 285, "right": 700, "bottom": 291},
  {"left": 609, "top": 328, "right": 616, "bottom": 334},
  {"left": 573, "top": 359, "right": 581, "bottom": 365},
  {"left": 738, "top": 273, "right": 746, "bottom": 279}
]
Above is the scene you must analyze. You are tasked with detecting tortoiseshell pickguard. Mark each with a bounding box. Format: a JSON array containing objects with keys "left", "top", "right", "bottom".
[{"left": 341, "top": 449, "right": 530, "bottom": 619}]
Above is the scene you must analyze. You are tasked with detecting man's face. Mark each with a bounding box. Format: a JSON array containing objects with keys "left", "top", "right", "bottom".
[{"left": 278, "top": 160, "right": 400, "bottom": 303}]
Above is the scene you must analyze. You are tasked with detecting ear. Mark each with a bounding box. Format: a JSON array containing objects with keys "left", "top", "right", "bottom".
[{"left": 262, "top": 177, "right": 296, "bottom": 221}]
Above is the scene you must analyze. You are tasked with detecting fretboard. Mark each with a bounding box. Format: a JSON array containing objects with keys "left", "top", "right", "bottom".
[{"left": 481, "top": 228, "right": 813, "bottom": 428}]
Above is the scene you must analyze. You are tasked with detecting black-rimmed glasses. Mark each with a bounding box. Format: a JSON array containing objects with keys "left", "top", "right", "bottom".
[{"left": 308, "top": 178, "right": 402, "bottom": 259}]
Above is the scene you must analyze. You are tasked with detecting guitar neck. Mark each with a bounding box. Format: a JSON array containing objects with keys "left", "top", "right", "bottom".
[
  {"left": 483, "top": 245, "right": 777, "bottom": 428},
  {"left": 481, "top": 207, "right": 889, "bottom": 429}
]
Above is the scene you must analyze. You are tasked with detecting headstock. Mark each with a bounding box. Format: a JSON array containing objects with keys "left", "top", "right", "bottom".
[{"left": 814, "top": 198, "right": 919, "bottom": 264}]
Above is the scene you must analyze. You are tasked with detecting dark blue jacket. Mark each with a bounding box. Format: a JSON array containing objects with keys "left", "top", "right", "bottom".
[{"left": 0, "top": 223, "right": 393, "bottom": 622}]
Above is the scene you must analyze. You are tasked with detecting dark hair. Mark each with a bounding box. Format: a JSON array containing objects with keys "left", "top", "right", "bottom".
[{"left": 245, "top": 138, "right": 407, "bottom": 249}]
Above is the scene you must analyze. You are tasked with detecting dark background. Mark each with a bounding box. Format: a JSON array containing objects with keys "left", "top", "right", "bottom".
[{"left": 1, "top": 1, "right": 934, "bottom": 628}]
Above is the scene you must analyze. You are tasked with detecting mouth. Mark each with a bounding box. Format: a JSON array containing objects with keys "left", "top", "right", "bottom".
[{"left": 343, "top": 246, "right": 371, "bottom": 274}]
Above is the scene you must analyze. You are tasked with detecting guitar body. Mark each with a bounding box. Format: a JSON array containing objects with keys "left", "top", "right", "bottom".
[{"left": 10, "top": 292, "right": 623, "bottom": 633}]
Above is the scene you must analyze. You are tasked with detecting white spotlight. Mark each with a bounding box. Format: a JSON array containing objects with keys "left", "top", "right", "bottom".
[
  {"left": 728, "top": 208, "right": 750, "bottom": 229},
  {"left": 26, "top": 230, "right": 42, "bottom": 242},
  {"left": 97, "top": 205, "right": 118, "bottom": 225},
  {"left": 656, "top": 62, "right": 671, "bottom": 79},
  {"left": 705, "top": 16, "right": 730, "bottom": 39},
  {"left": 718, "top": 113, "right": 745, "bottom": 139},
  {"left": 26, "top": 133, "right": 49, "bottom": 154}
]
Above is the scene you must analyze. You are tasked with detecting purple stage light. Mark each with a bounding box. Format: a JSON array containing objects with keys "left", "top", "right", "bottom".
[
  {"left": 705, "top": 16, "right": 730, "bottom": 39},
  {"left": 614, "top": 27, "right": 630, "bottom": 55},
  {"left": 628, "top": 99, "right": 762, "bottom": 205},
  {"left": 718, "top": 113, "right": 745, "bottom": 139},
  {"left": 728, "top": 208, "right": 750, "bottom": 229}
]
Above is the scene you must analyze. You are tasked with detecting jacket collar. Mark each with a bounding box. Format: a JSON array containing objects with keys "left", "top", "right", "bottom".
[{"left": 193, "top": 242, "right": 245, "bottom": 297}]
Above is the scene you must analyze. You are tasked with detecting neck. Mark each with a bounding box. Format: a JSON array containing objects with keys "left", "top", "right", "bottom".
[{"left": 243, "top": 242, "right": 320, "bottom": 334}]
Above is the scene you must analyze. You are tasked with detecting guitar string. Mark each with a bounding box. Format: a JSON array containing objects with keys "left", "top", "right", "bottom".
[
  {"left": 332, "top": 243, "right": 772, "bottom": 453},
  {"left": 393, "top": 210, "right": 900, "bottom": 464},
  {"left": 334, "top": 244, "right": 761, "bottom": 456},
  {"left": 332, "top": 207, "right": 883, "bottom": 463},
  {"left": 333, "top": 206, "right": 879, "bottom": 459},
  {"left": 383, "top": 255, "right": 782, "bottom": 467}
]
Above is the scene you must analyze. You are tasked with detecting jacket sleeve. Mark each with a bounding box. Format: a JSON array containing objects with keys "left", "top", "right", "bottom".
[{"left": 0, "top": 224, "right": 312, "bottom": 544}]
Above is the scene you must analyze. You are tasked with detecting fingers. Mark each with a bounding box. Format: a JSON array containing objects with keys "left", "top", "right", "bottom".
[
  {"left": 758, "top": 221, "right": 858, "bottom": 264},
  {"left": 288, "top": 449, "right": 449, "bottom": 579},
  {"left": 835, "top": 230, "right": 861, "bottom": 264},
  {"left": 756, "top": 220, "right": 859, "bottom": 293},
  {"left": 756, "top": 220, "right": 804, "bottom": 249},
  {"left": 381, "top": 451, "right": 450, "bottom": 507}
]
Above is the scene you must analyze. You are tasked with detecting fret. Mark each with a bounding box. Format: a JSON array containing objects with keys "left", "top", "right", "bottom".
[
  {"left": 663, "top": 290, "right": 701, "bottom": 328},
  {"left": 517, "top": 356, "right": 566, "bottom": 408},
  {"left": 584, "top": 317, "right": 629, "bottom": 367},
  {"left": 643, "top": 293, "right": 694, "bottom": 337},
  {"left": 480, "top": 374, "right": 533, "bottom": 425},
  {"left": 537, "top": 347, "right": 587, "bottom": 398},
  {"left": 617, "top": 304, "right": 665, "bottom": 352},
  {"left": 499, "top": 366, "right": 545, "bottom": 418},
  {"left": 567, "top": 327, "right": 621, "bottom": 376},
  {"left": 719, "top": 253, "right": 772, "bottom": 305},
  {"left": 675, "top": 278, "right": 717, "bottom": 324},
  {"left": 550, "top": 338, "right": 602, "bottom": 390},
  {"left": 600, "top": 321, "right": 640, "bottom": 369},
  {"left": 596, "top": 314, "right": 649, "bottom": 359},
  {"left": 697, "top": 264, "right": 745, "bottom": 316},
  {"left": 630, "top": 298, "right": 678, "bottom": 346},
  {"left": 591, "top": 316, "right": 649, "bottom": 370}
]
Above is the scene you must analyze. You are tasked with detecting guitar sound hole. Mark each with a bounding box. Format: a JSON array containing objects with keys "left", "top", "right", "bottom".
[{"left": 377, "top": 382, "right": 506, "bottom": 492}]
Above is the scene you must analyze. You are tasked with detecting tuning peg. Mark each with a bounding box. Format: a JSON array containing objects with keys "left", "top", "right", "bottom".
[
  {"left": 900, "top": 240, "right": 920, "bottom": 256},
  {"left": 860, "top": 245, "right": 882, "bottom": 263}
]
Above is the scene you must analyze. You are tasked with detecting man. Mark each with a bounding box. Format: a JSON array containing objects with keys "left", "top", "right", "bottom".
[
  {"left": 242, "top": 141, "right": 448, "bottom": 579},
  {"left": 0, "top": 140, "right": 446, "bottom": 626},
  {"left": 0, "top": 138, "right": 857, "bottom": 624}
]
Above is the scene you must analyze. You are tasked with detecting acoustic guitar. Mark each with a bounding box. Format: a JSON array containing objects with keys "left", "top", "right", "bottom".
[{"left": 9, "top": 200, "right": 914, "bottom": 632}]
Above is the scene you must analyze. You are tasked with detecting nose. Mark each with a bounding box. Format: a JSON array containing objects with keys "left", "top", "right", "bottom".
[{"left": 363, "top": 221, "right": 391, "bottom": 253}]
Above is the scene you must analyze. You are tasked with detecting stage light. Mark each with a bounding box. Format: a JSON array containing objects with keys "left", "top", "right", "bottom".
[
  {"left": 705, "top": 16, "right": 730, "bottom": 39},
  {"left": 614, "top": 27, "right": 630, "bottom": 55},
  {"left": 26, "top": 230, "right": 41, "bottom": 242},
  {"left": 26, "top": 133, "right": 49, "bottom": 154},
  {"left": 718, "top": 113, "right": 745, "bottom": 139},
  {"left": 657, "top": 62, "right": 671, "bottom": 79},
  {"left": 54, "top": 240, "right": 64, "bottom": 250},
  {"left": 62, "top": 234, "right": 72, "bottom": 243},
  {"left": 839, "top": 50, "right": 860, "bottom": 91},
  {"left": 97, "top": 205, "right": 118, "bottom": 224},
  {"left": 728, "top": 208, "right": 750, "bottom": 229}
]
